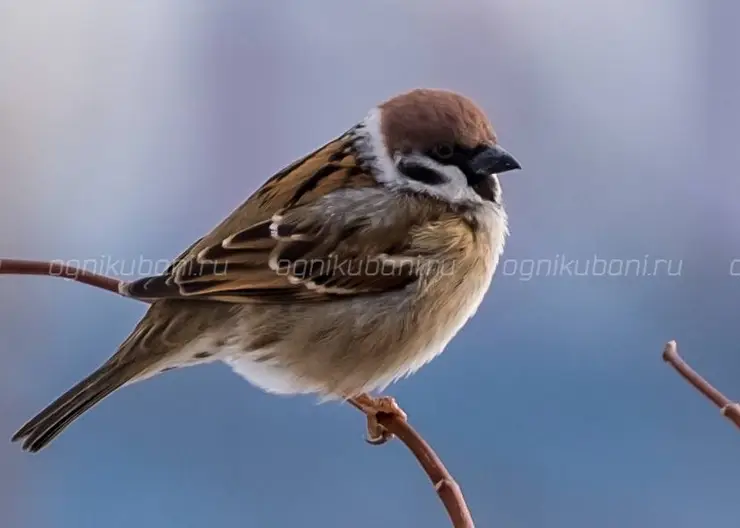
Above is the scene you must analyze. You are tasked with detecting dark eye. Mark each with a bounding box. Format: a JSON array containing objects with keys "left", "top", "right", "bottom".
[{"left": 432, "top": 143, "right": 454, "bottom": 160}]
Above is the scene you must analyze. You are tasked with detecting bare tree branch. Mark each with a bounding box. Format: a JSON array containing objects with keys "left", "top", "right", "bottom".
[
  {"left": 1, "top": 258, "right": 475, "bottom": 527},
  {"left": 348, "top": 395, "right": 474, "bottom": 527},
  {"left": 662, "top": 340, "right": 740, "bottom": 429},
  {"left": 0, "top": 259, "right": 126, "bottom": 297}
]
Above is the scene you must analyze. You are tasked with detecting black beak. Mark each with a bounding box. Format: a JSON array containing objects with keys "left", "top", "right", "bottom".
[{"left": 469, "top": 144, "right": 521, "bottom": 175}]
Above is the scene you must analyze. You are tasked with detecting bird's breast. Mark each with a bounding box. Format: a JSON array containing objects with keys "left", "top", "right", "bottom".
[{"left": 385, "top": 206, "right": 506, "bottom": 379}]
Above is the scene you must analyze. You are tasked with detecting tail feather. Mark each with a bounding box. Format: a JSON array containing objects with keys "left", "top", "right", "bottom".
[{"left": 12, "top": 364, "right": 135, "bottom": 452}]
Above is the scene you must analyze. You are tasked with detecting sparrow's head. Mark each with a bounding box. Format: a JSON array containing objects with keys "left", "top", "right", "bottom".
[{"left": 359, "top": 88, "right": 520, "bottom": 205}]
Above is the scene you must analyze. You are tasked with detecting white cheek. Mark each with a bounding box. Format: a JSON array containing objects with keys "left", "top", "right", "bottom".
[
  {"left": 391, "top": 152, "right": 486, "bottom": 205},
  {"left": 433, "top": 163, "right": 483, "bottom": 203}
]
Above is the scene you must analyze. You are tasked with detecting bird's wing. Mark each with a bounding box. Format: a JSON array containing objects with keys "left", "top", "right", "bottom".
[{"left": 122, "top": 132, "right": 452, "bottom": 303}]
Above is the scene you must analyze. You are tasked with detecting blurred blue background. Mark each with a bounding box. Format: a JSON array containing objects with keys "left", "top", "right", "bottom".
[{"left": 0, "top": 1, "right": 735, "bottom": 527}]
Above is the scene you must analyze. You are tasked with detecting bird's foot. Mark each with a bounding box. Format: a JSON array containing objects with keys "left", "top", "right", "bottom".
[{"left": 351, "top": 393, "right": 408, "bottom": 445}]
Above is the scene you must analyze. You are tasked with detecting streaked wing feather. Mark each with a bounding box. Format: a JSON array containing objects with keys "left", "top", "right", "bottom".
[{"left": 123, "top": 131, "right": 422, "bottom": 303}]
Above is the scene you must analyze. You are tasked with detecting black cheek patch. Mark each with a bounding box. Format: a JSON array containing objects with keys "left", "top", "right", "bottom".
[{"left": 396, "top": 160, "right": 447, "bottom": 185}]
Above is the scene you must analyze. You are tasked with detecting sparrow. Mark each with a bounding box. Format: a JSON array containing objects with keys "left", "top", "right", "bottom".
[{"left": 12, "top": 88, "right": 521, "bottom": 452}]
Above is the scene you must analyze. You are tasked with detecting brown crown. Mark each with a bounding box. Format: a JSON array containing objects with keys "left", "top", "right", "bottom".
[{"left": 378, "top": 88, "right": 497, "bottom": 154}]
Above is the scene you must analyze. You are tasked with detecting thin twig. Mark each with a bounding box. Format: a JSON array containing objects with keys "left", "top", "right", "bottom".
[
  {"left": 662, "top": 340, "right": 740, "bottom": 429},
  {"left": 1, "top": 258, "right": 475, "bottom": 527},
  {"left": 0, "top": 259, "right": 125, "bottom": 296},
  {"left": 348, "top": 395, "right": 474, "bottom": 527}
]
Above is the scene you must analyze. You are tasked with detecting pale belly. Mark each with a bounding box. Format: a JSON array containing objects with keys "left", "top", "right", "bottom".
[
  {"left": 224, "top": 258, "right": 496, "bottom": 398},
  {"left": 226, "top": 351, "right": 323, "bottom": 395}
]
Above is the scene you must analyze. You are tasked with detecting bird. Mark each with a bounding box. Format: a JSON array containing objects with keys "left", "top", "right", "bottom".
[{"left": 12, "top": 88, "right": 521, "bottom": 452}]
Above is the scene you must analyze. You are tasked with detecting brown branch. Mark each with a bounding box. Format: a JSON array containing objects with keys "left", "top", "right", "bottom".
[
  {"left": 0, "top": 259, "right": 126, "bottom": 297},
  {"left": 348, "top": 395, "right": 474, "bottom": 528},
  {"left": 1, "top": 258, "right": 475, "bottom": 527},
  {"left": 662, "top": 340, "right": 740, "bottom": 429}
]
